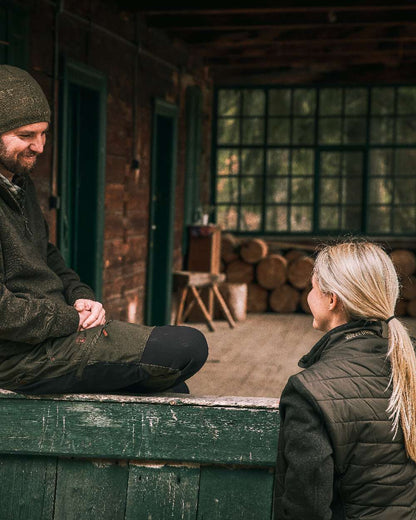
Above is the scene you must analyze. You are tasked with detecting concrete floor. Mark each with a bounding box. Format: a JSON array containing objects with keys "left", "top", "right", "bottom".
[{"left": 187, "top": 313, "right": 416, "bottom": 399}]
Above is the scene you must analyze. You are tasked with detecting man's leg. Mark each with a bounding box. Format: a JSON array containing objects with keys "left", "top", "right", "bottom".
[{"left": 13, "top": 322, "right": 208, "bottom": 395}]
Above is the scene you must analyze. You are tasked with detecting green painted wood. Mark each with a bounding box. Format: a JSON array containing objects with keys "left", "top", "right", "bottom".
[
  {"left": 125, "top": 463, "right": 200, "bottom": 520},
  {"left": 197, "top": 466, "right": 274, "bottom": 520},
  {"left": 54, "top": 458, "right": 128, "bottom": 520},
  {"left": 0, "top": 393, "right": 280, "bottom": 466},
  {"left": 59, "top": 59, "right": 107, "bottom": 299},
  {"left": 146, "top": 99, "right": 178, "bottom": 326},
  {"left": 183, "top": 86, "right": 203, "bottom": 254},
  {"left": 0, "top": 455, "right": 56, "bottom": 520}
]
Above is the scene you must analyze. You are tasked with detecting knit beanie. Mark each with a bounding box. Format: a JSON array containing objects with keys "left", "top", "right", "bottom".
[{"left": 0, "top": 65, "right": 51, "bottom": 134}]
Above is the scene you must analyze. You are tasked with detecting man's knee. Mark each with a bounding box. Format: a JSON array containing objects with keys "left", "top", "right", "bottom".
[
  {"left": 181, "top": 326, "right": 208, "bottom": 371},
  {"left": 141, "top": 325, "right": 208, "bottom": 373}
]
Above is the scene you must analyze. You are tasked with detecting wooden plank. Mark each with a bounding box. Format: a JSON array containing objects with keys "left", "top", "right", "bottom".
[
  {"left": 54, "top": 458, "right": 128, "bottom": 520},
  {"left": 0, "top": 393, "right": 280, "bottom": 466},
  {"left": 0, "top": 455, "right": 56, "bottom": 520},
  {"left": 125, "top": 462, "right": 200, "bottom": 520},
  {"left": 197, "top": 466, "right": 274, "bottom": 520}
]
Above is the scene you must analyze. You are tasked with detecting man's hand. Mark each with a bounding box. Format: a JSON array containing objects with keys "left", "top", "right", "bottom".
[{"left": 74, "top": 299, "right": 106, "bottom": 330}]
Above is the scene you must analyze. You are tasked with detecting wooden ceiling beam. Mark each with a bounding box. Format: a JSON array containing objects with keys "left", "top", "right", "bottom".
[
  {"left": 192, "top": 37, "right": 416, "bottom": 53},
  {"left": 140, "top": 4, "right": 416, "bottom": 16},
  {"left": 207, "top": 51, "right": 416, "bottom": 68},
  {"left": 156, "top": 21, "right": 416, "bottom": 33}
]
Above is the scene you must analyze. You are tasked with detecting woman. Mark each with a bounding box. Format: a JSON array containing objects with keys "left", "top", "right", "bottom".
[{"left": 274, "top": 241, "right": 416, "bottom": 519}]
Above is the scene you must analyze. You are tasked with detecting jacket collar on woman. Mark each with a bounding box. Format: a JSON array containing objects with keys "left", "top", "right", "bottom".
[{"left": 299, "top": 319, "right": 384, "bottom": 369}]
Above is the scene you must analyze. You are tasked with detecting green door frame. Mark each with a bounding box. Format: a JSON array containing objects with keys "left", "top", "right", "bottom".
[
  {"left": 183, "top": 86, "right": 203, "bottom": 255},
  {"left": 146, "top": 99, "right": 178, "bottom": 325},
  {"left": 59, "top": 59, "right": 107, "bottom": 299}
]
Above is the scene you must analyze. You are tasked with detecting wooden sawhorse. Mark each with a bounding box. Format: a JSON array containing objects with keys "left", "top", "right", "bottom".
[{"left": 173, "top": 271, "right": 236, "bottom": 332}]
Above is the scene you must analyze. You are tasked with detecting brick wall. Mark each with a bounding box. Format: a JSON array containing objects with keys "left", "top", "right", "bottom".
[{"left": 17, "top": 0, "right": 213, "bottom": 323}]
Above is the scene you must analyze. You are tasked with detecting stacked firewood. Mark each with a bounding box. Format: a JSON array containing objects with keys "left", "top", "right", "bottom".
[
  {"left": 221, "top": 238, "right": 416, "bottom": 317},
  {"left": 221, "top": 235, "right": 314, "bottom": 314},
  {"left": 390, "top": 249, "right": 416, "bottom": 317}
]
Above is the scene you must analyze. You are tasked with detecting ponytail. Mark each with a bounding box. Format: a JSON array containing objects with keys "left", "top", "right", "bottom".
[
  {"left": 386, "top": 319, "right": 416, "bottom": 462},
  {"left": 314, "top": 240, "right": 416, "bottom": 462}
]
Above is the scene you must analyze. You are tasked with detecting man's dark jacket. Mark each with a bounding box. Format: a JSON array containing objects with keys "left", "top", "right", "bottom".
[
  {"left": 0, "top": 172, "right": 95, "bottom": 387},
  {"left": 274, "top": 320, "right": 416, "bottom": 519}
]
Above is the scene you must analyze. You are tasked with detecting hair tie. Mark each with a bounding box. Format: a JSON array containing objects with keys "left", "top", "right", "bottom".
[{"left": 385, "top": 316, "right": 396, "bottom": 324}]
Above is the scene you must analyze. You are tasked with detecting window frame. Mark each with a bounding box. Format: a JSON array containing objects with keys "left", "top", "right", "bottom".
[{"left": 212, "top": 84, "right": 416, "bottom": 237}]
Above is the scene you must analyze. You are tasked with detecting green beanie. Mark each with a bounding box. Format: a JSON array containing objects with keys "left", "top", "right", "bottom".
[{"left": 0, "top": 65, "right": 51, "bottom": 134}]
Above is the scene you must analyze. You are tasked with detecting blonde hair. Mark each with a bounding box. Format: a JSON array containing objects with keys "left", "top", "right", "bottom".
[{"left": 314, "top": 240, "right": 416, "bottom": 462}]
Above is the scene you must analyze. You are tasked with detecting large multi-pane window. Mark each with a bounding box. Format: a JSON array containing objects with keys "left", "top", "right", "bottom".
[{"left": 213, "top": 86, "right": 416, "bottom": 235}]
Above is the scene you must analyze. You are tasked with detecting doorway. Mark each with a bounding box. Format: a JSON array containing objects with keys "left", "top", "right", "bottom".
[
  {"left": 59, "top": 60, "right": 106, "bottom": 299},
  {"left": 146, "top": 99, "right": 178, "bottom": 326}
]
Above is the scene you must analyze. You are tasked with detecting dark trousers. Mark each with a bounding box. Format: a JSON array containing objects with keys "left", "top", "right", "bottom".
[{"left": 15, "top": 325, "right": 208, "bottom": 395}]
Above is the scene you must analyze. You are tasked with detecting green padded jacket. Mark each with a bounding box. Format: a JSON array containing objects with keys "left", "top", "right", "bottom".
[
  {"left": 274, "top": 320, "right": 416, "bottom": 520},
  {"left": 0, "top": 171, "right": 95, "bottom": 386}
]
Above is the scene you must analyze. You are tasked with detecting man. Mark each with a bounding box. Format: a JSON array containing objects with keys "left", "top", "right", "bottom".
[{"left": 0, "top": 64, "right": 207, "bottom": 394}]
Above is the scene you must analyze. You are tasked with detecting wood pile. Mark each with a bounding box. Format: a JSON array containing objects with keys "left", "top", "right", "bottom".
[
  {"left": 221, "top": 235, "right": 314, "bottom": 314},
  {"left": 390, "top": 249, "right": 416, "bottom": 317},
  {"left": 221, "top": 238, "right": 416, "bottom": 317}
]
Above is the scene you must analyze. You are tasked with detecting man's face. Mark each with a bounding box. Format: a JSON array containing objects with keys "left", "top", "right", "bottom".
[{"left": 0, "top": 122, "right": 49, "bottom": 175}]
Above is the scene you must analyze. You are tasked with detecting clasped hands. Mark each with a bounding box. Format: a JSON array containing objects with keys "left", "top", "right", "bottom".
[{"left": 74, "top": 299, "right": 106, "bottom": 331}]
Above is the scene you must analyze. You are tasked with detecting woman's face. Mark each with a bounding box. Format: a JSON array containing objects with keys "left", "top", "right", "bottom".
[{"left": 307, "top": 275, "right": 334, "bottom": 332}]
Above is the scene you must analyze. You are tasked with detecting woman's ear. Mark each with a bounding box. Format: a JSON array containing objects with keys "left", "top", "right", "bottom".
[{"left": 328, "top": 292, "right": 339, "bottom": 311}]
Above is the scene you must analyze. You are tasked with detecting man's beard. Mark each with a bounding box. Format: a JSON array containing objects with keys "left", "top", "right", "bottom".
[{"left": 0, "top": 139, "right": 38, "bottom": 175}]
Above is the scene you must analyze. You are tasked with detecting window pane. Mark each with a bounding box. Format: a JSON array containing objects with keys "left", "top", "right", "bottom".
[
  {"left": 367, "top": 206, "right": 391, "bottom": 233},
  {"left": 319, "top": 89, "right": 343, "bottom": 115},
  {"left": 268, "top": 118, "right": 290, "bottom": 144},
  {"left": 243, "top": 89, "right": 265, "bottom": 116},
  {"left": 320, "top": 178, "right": 340, "bottom": 204},
  {"left": 396, "top": 117, "right": 416, "bottom": 144},
  {"left": 241, "top": 149, "right": 263, "bottom": 175},
  {"left": 344, "top": 117, "right": 366, "bottom": 144},
  {"left": 217, "top": 118, "right": 239, "bottom": 144},
  {"left": 397, "top": 87, "right": 416, "bottom": 115},
  {"left": 340, "top": 176, "right": 362, "bottom": 204},
  {"left": 371, "top": 88, "right": 394, "bottom": 115},
  {"left": 266, "top": 178, "right": 288, "bottom": 203},
  {"left": 395, "top": 149, "right": 416, "bottom": 176},
  {"left": 342, "top": 151, "right": 363, "bottom": 177},
  {"left": 369, "top": 149, "right": 393, "bottom": 176},
  {"left": 292, "top": 178, "right": 313, "bottom": 203},
  {"left": 292, "top": 149, "right": 314, "bottom": 175},
  {"left": 292, "top": 117, "right": 315, "bottom": 144},
  {"left": 394, "top": 206, "right": 416, "bottom": 233},
  {"left": 242, "top": 117, "right": 264, "bottom": 144},
  {"left": 269, "top": 89, "right": 291, "bottom": 115},
  {"left": 340, "top": 206, "right": 362, "bottom": 230},
  {"left": 217, "top": 149, "right": 239, "bottom": 176},
  {"left": 240, "top": 206, "right": 262, "bottom": 231},
  {"left": 291, "top": 206, "right": 312, "bottom": 231},
  {"left": 319, "top": 118, "right": 342, "bottom": 144},
  {"left": 395, "top": 178, "right": 416, "bottom": 205},
  {"left": 267, "top": 149, "right": 289, "bottom": 176},
  {"left": 241, "top": 177, "right": 263, "bottom": 203},
  {"left": 320, "top": 206, "right": 339, "bottom": 230},
  {"left": 345, "top": 89, "right": 368, "bottom": 115},
  {"left": 370, "top": 117, "right": 394, "bottom": 144},
  {"left": 216, "top": 205, "right": 238, "bottom": 230},
  {"left": 293, "top": 89, "right": 316, "bottom": 115},
  {"left": 266, "top": 206, "right": 288, "bottom": 231},
  {"left": 368, "top": 178, "right": 393, "bottom": 204},
  {"left": 218, "top": 90, "right": 240, "bottom": 116},
  {"left": 216, "top": 177, "right": 239, "bottom": 203},
  {"left": 320, "top": 152, "right": 341, "bottom": 176}
]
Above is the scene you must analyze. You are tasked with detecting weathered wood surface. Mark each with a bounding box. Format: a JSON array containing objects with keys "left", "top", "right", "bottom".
[
  {"left": 0, "top": 391, "right": 280, "bottom": 520},
  {"left": 0, "top": 391, "right": 279, "bottom": 465}
]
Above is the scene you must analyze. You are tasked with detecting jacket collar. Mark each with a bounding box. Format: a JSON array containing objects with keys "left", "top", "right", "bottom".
[
  {"left": 299, "top": 319, "right": 384, "bottom": 369},
  {"left": 0, "top": 168, "right": 27, "bottom": 210}
]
